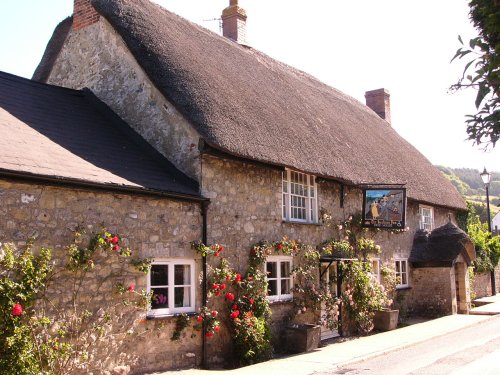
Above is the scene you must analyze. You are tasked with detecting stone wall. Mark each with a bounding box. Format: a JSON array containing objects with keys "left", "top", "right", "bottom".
[
  {"left": 408, "top": 267, "right": 455, "bottom": 316},
  {"left": 473, "top": 266, "right": 500, "bottom": 298},
  {"left": 0, "top": 179, "right": 203, "bottom": 374},
  {"left": 199, "top": 155, "right": 460, "bottom": 350},
  {"left": 46, "top": 19, "right": 202, "bottom": 181}
]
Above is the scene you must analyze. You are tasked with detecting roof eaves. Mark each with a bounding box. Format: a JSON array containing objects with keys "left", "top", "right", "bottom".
[{"left": 0, "top": 168, "right": 206, "bottom": 203}]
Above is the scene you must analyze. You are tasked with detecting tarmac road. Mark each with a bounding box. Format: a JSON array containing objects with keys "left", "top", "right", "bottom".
[{"left": 322, "top": 315, "right": 500, "bottom": 375}]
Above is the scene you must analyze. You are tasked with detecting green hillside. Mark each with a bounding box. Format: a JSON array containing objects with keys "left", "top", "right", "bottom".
[{"left": 437, "top": 166, "right": 500, "bottom": 222}]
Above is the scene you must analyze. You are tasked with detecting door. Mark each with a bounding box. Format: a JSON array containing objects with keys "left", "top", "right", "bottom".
[{"left": 320, "top": 262, "right": 340, "bottom": 340}]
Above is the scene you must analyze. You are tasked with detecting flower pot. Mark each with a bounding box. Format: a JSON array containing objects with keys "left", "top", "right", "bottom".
[
  {"left": 373, "top": 309, "right": 399, "bottom": 331},
  {"left": 284, "top": 324, "right": 321, "bottom": 353}
]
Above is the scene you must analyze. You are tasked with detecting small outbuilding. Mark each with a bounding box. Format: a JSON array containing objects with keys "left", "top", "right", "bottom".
[{"left": 409, "top": 221, "right": 475, "bottom": 315}]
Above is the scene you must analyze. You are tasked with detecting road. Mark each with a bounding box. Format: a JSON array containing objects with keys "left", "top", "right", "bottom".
[{"left": 320, "top": 315, "right": 500, "bottom": 375}]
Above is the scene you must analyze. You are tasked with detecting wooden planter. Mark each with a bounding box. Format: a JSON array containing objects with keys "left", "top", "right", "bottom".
[
  {"left": 373, "top": 309, "right": 399, "bottom": 331},
  {"left": 284, "top": 324, "right": 321, "bottom": 353}
]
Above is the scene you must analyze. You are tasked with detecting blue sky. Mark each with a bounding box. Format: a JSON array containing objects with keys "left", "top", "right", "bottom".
[{"left": 1, "top": 0, "right": 498, "bottom": 172}]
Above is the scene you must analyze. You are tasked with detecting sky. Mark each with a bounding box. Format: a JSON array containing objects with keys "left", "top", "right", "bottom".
[{"left": 0, "top": 0, "right": 498, "bottom": 172}]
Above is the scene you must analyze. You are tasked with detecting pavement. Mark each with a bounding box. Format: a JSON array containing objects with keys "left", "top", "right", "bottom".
[{"left": 153, "top": 294, "right": 500, "bottom": 375}]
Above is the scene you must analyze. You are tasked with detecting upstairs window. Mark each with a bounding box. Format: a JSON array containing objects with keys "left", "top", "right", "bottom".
[
  {"left": 147, "top": 259, "right": 195, "bottom": 317},
  {"left": 419, "top": 206, "right": 434, "bottom": 231},
  {"left": 266, "top": 256, "right": 293, "bottom": 302},
  {"left": 282, "top": 170, "right": 318, "bottom": 223}
]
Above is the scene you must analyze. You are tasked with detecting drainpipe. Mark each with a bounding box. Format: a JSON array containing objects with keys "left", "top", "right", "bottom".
[{"left": 201, "top": 200, "right": 210, "bottom": 369}]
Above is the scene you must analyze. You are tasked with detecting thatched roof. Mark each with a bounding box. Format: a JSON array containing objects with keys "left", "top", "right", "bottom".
[
  {"left": 0, "top": 71, "right": 200, "bottom": 199},
  {"left": 35, "top": 0, "right": 466, "bottom": 210},
  {"left": 409, "top": 222, "right": 475, "bottom": 267}
]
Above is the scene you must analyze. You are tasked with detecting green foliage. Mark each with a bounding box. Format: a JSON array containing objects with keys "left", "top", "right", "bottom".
[
  {"left": 467, "top": 204, "right": 500, "bottom": 272},
  {"left": 0, "top": 241, "right": 53, "bottom": 374},
  {"left": 171, "top": 313, "right": 191, "bottom": 341},
  {"left": 450, "top": 0, "right": 499, "bottom": 147},
  {"left": 340, "top": 260, "right": 389, "bottom": 334}
]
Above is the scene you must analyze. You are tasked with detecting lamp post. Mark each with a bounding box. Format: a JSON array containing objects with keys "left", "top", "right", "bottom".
[{"left": 480, "top": 167, "right": 496, "bottom": 295}]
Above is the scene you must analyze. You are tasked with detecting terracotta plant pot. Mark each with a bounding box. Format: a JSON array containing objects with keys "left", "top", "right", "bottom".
[{"left": 373, "top": 309, "right": 399, "bottom": 331}]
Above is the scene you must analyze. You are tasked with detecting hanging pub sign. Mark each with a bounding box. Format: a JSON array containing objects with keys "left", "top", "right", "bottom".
[{"left": 362, "top": 188, "right": 406, "bottom": 229}]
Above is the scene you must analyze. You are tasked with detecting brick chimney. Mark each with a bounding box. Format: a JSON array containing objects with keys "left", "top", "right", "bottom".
[
  {"left": 365, "top": 88, "right": 391, "bottom": 125},
  {"left": 73, "top": 0, "right": 100, "bottom": 30},
  {"left": 221, "top": 0, "right": 247, "bottom": 44}
]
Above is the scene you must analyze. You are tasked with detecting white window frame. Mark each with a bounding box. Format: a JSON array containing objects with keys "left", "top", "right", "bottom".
[
  {"left": 370, "top": 258, "right": 381, "bottom": 283},
  {"left": 265, "top": 256, "right": 293, "bottom": 302},
  {"left": 395, "top": 258, "right": 409, "bottom": 289},
  {"left": 147, "top": 259, "right": 195, "bottom": 317},
  {"left": 419, "top": 205, "right": 434, "bottom": 231},
  {"left": 282, "top": 169, "right": 318, "bottom": 223}
]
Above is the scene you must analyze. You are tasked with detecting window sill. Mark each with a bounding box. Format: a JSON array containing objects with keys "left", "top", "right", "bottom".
[
  {"left": 146, "top": 311, "right": 197, "bottom": 320},
  {"left": 396, "top": 286, "right": 411, "bottom": 291},
  {"left": 281, "top": 220, "right": 322, "bottom": 226},
  {"left": 267, "top": 299, "right": 293, "bottom": 305}
]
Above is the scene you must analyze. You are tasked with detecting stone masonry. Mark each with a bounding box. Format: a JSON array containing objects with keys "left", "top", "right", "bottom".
[{"left": 0, "top": 179, "right": 203, "bottom": 374}]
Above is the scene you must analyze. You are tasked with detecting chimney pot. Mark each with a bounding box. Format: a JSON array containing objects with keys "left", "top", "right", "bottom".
[
  {"left": 221, "top": 0, "right": 247, "bottom": 44},
  {"left": 365, "top": 88, "right": 391, "bottom": 125}
]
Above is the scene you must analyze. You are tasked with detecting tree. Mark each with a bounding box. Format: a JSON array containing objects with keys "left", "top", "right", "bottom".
[{"left": 451, "top": 0, "right": 499, "bottom": 147}]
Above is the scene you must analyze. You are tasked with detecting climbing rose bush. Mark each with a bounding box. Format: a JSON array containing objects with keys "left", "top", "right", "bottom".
[{"left": 0, "top": 228, "right": 147, "bottom": 375}]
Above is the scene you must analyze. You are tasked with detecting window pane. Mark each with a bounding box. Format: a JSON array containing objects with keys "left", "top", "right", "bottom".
[
  {"left": 174, "top": 286, "right": 191, "bottom": 307},
  {"left": 174, "top": 264, "right": 191, "bottom": 285},
  {"left": 396, "top": 261, "right": 401, "bottom": 273},
  {"left": 266, "top": 262, "right": 277, "bottom": 278},
  {"left": 281, "top": 261, "right": 290, "bottom": 277},
  {"left": 401, "top": 261, "right": 407, "bottom": 273},
  {"left": 281, "top": 278, "right": 291, "bottom": 295},
  {"left": 151, "top": 287, "right": 169, "bottom": 309},
  {"left": 151, "top": 264, "right": 168, "bottom": 286},
  {"left": 268, "top": 280, "right": 277, "bottom": 296}
]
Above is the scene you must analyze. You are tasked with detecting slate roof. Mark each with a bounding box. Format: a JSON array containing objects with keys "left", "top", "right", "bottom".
[
  {"left": 34, "top": 0, "right": 466, "bottom": 210},
  {"left": 0, "top": 71, "right": 200, "bottom": 199},
  {"left": 409, "top": 222, "right": 475, "bottom": 267}
]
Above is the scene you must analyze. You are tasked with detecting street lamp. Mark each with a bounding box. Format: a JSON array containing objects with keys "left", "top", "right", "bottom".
[{"left": 480, "top": 167, "right": 496, "bottom": 295}]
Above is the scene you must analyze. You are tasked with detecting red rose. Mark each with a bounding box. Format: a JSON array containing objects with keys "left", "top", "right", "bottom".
[
  {"left": 113, "top": 245, "right": 120, "bottom": 251},
  {"left": 220, "top": 283, "right": 226, "bottom": 290},
  {"left": 214, "top": 291, "right": 221, "bottom": 297},
  {"left": 235, "top": 274, "right": 242, "bottom": 283},
  {"left": 197, "top": 316, "right": 203, "bottom": 322},
  {"left": 111, "top": 236, "right": 119, "bottom": 244},
  {"left": 214, "top": 326, "right": 220, "bottom": 332},
  {"left": 219, "top": 246, "right": 224, "bottom": 252},
  {"left": 214, "top": 251, "right": 219, "bottom": 257},
  {"left": 11, "top": 303, "right": 23, "bottom": 316},
  {"left": 277, "top": 243, "right": 283, "bottom": 250},
  {"left": 249, "top": 298, "right": 254, "bottom": 304},
  {"left": 212, "top": 310, "right": 218, "bottom": 317},
  {"left": 230, "top": 310, "right": 240, "bottom": 319},
  {"left": 206, "top": 331, "right": 214, "bottom": 337},
  {"left": 232, "top": 304, "right": 238, "bottom": 310},
  {"left": 226, "top": 275, "right": 232, "bottom": 281},
  {"left": 225, "top": 292, "right": 235, "bottom": 301},
  {"left": 127, "top": 284, "right": 135, "bottom": 293},
  {"left": 211, "top": 283, "right": 219, "bottom": 290}
]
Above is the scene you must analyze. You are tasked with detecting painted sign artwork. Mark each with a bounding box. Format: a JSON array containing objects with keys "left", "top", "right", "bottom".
[{"left": 362, "top": 188, "right": 406, "bottom": 229}]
